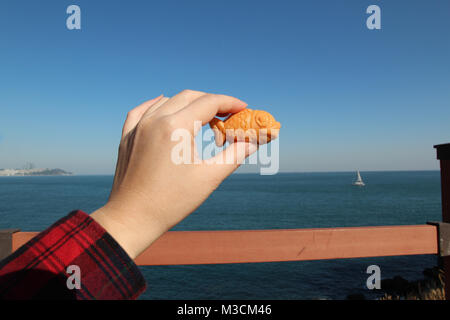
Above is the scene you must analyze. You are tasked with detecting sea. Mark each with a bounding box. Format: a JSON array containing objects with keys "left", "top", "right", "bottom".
[{"left": 0, "top": 171, "right": 442, "bottom": 300}]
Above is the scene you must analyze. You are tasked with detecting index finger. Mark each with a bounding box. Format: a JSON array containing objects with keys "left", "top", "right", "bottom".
[{"left": 174, "top": 94, "right": 247, "bottom": 129}]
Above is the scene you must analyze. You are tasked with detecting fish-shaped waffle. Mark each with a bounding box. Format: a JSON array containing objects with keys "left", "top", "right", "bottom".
[{"left": 209, "top": 108, "right": 281, "bottom": 147}]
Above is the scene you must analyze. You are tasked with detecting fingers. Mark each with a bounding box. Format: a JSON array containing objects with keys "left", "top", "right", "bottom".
[
  {"left": 122, "top": 95, "right": 163, "bottom": 138},
  {"left": 150, "top": 89, "right": 207, "bottom": 117},
  {"left": 175, "top": 94, "right": 247, "bottom": 131},
  {"left": 201, "top": 142, "right": 258, "bottom": 179}
]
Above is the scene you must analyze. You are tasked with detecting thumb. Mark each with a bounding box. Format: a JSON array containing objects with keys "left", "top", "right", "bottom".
[{"left": 201, "top": 142, "right": 258, "bottom": 179}]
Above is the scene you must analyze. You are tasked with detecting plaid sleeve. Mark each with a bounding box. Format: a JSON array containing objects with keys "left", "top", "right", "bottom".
[{"left": 0, "top": 210, "right": 146, "bottom": 300}]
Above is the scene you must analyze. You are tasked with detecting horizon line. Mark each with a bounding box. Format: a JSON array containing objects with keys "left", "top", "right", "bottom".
[{"left": 46, "top": 169, "right": 441, "bottom": 176}]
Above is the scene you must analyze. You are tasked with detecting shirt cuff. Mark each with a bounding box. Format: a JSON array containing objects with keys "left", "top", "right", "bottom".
[{"left": 0, "top": 210, "right": 147, "bottom": 300}]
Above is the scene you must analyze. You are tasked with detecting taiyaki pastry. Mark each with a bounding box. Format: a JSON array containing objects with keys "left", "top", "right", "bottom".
[{"left": 209, "top": 108, "right": 281, "bottom": 146}]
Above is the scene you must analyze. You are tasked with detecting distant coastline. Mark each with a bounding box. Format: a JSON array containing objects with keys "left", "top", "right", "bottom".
[{"left": 0, "top": 168, "right": 72, "bottom": 176}]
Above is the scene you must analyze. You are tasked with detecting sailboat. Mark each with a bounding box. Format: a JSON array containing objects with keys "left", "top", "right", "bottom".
[{"left": 353, "top": 170, "right": 365, "bottom": 186}]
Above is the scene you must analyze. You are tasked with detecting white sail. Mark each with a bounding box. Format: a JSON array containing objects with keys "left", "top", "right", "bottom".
[
  {"left": 356, "top": 171, "right": 362, "bottom": 182},
  {"left": 353, "top": 170, "right": 365, "bottom": 186}
]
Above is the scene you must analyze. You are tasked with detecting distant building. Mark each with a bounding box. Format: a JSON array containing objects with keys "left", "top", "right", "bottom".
[{"left": 0, "top": 168, "right": 72, "bottom": 176}]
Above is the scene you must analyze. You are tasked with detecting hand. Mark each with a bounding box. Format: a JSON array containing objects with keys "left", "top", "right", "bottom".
[{"left": 90, "top": 90, "right": 258, "bottom": 259}]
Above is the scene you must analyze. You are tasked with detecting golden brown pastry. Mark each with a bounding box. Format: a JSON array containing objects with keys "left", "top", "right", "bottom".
[{"left": 209, "top": 108, "right": 281, "bottom": 146}]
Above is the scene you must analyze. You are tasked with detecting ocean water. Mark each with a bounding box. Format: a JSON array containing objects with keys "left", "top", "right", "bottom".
[{"left": 0, "top": 171, "right": 442, "bottom": 299}]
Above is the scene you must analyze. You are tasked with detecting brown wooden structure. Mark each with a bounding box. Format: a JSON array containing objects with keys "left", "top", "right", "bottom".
[{"left": 435, "top": 143, "right": 450, "bottom": 299}]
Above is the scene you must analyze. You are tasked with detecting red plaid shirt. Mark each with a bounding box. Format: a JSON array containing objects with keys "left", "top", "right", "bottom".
[{"left": 0, "top": 210, "right": 146, "bottom": 300}]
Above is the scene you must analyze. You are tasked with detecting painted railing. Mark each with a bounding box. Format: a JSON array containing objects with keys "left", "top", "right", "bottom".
[
  {"left": 11, "top": 225, "right": 438, "bottom": 265},
  {"left": 1, "top": 143, "right": 449, "bottom": 298}
]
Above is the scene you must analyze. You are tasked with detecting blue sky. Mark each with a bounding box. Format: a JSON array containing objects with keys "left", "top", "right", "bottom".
[{"left": 0, "top": 0, "right": 449, "bottom": 174}]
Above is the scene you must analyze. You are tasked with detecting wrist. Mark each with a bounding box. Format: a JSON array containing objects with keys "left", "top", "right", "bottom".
[{"left": 90, "top": 202, "right": 167, "bottom": 259}]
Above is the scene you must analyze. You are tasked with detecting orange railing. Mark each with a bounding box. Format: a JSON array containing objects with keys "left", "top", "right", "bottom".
[{"left": 12, "top": 225, "right": 438, "bottom": 265}]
